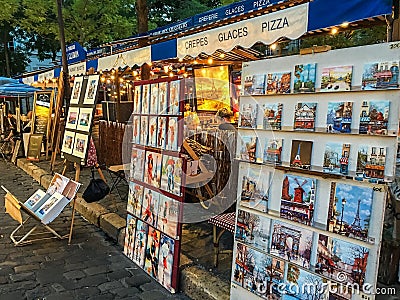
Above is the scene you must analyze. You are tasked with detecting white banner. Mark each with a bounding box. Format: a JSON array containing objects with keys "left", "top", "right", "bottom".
[
  {"left": 177, "top": 3, "right": 308, "bottom": 58},
  {"left": 98, "top": 46, "right": 151, "bottom": 70},
  {"left": 22, "top": 76, "right": 35, "bottom": 85},
  {"left": 68, "top": 62, "right": 86, "bottom": 76},
  {"left": 38, "top": 70, "right": 55, "bottom": 82}
]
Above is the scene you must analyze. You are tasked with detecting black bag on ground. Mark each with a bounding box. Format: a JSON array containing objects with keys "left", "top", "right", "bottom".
[{"left": 83, "top": 168, "right": 110, "bottom": 203}]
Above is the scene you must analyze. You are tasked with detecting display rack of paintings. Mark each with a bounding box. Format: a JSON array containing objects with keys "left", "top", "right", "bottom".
[
  {"left": 231, "top": 42, "right": 399, "bottom": 300},
  {"left": 124, "top": 78, "right": 185, "bottom": 293},
  {"left": 60, "top": 75, "right": 99, "bottom": 165}
]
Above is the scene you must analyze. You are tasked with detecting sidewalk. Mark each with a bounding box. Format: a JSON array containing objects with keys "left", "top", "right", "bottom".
[
  {"left": 15, "top": 157, "right": 232, "bottom": 300},
  {"left": 0, "top": 160, "right": 190, "bottom": 299}
]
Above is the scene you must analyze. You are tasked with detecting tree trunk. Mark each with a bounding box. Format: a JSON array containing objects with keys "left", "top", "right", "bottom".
[
  {"left": 136, "top": 0, "right": 149, "bottom": 34},
  {"left": 3, "top": 26, "right": 11, "bottom": 77}
]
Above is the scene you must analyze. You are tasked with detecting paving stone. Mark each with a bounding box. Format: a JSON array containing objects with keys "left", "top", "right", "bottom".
[
  {"left": 9, "top": 272, "right": 35, "bottom": 282},
  {"left": 138, "top": 290, "right": 170, "bottom": 300},
  {"left": 51, "top": 282, "right": 66, "bottom": 293},
  {"left": 0, "top": 275, "right": 9, "bottom": 284},
  {"left": 45, "top": 291, "right": 75, "bottom": 300},
  {"left": 0, "top": 291, "right": 25, "bottom": 299},
  {"left": 107, "top": 269, "right": 131, "bottom": 280},
  {"left": 83, "top": 265, "right": 110, "bottom": 276},
  {"left": 63, "top": 270, "right": 86, "bottom": 280},
  {"left": 113, "top": 287, "right": 140, "bottom": 297},
  {"left": 98, "top": 280, "right": 124, "bottom": 292},
  {"left": 73, "top": 286, "right": 101, "bottom": 299},
  {"left": 87, "top": 293, "right": 115, "bottom": 300},
  {"left": 36, "top": 268, "right": 63, "bottom": 284},
  {"left": 14, "top": 264, "right": 40, "bottom": 273},
  {"left": 75, "top": 274, "right": 109, "bottom": 287},
  {"left": 122, "top": 274, "right": 151, "bottom": 287},
  {"left": 140, "top": 282, "right": 168, "bottom": 293}
]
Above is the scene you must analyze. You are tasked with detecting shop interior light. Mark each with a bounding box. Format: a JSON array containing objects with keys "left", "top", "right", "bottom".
[
  {"left": 331, "top": 28, "right": 338, "bottom": 34},
  {"left": 270, "top": 43, "right": 277, "bottom": 50},
  {"left": 201, "top": 68, "right": 207, "bottom": 75},
  {"left": 178, "top": 58, "right": 183, "bottom": 62},
  {"left": 132, "top": 71, "right": 138, "bottom": 76},
  {"left": 169, "top": 72, "right": 174, "bottom": 77},
  {"left": 51, "top": 78, "right": 57, "bottom": 83},
  {"left": 194, "top": 60, "right": 198, "bottom": 64},
  {"left": 183, "top": 73, "right": 188, "bottom": 78},
  {"left": 100, "top": 77, "right": 106, "bottom": 83},
  {"left": 119, "top": 78, "right": 124, "bottom": 83},
  {"left": 207, "top": 57, "right": 213, "bottom": 64},
  {"left": 219, "top": 53, "right": 225, "bottom": 58},
  {"left": 164, "top": 66, "right": 169, "bottom": 73},
  {"left": 110, "top": 75, "right": 115, "bottom": 80},
  {"left": 106, "top": 79, "right": 111, "bottom": 84},
  {"left": 341, "top": 22, "right": 349, "bottom": 28}
]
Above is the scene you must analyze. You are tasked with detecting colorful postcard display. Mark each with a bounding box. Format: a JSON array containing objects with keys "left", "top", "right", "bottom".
[
  {"left": 266, "top": 72, "right": 291, "bottom": 94},
  {"left": 130, "top": 147, "right": 145, "bottom": 181},
  {"left": 290, "top": 140, "right": 313, "bottom": 170},
  {"left": 239, "top": 165, "right": 270, "bottom": 212},
  {"left": 158, "top": 82, "right": 168, "bottom": 114},
  {"left": 262, "top": 103, "right": 282, "bottom": 130},
  {"left": 239, "top": 103, "right": 258, "bottom": 128},
  {"left": 359, "top": 100, "right": 390, "bottom": 135},
  {"left": 284, "top": 264, "right": 327, "bottom": 300},
  {"left": 326, "top": 102, "right": 353, "bottom": 133},
  {"left": 169, "top": 80, "right": 180, "bottom": 115},
  {"left": 132, "top": 220, "right": 148, "bottom": 267},
  {"left": 132, "top": 115, "right": 141, "bottom": 144},
  {"left": 127, "top": 182, "right": 144, "bottom": 217},
  {"left": 323, "top": 143, "right": 351, "bottom": 175},
  {"left": 239, "top": 136, "right": 258, "bottom": 163},
  {"left": 133, "top": 85, "right": 142, "bottom": 114},
  {"left": 157, "top": 195, "right": 179, "bottom": 238},
  {"left": 356, "top": 145, "right": 386, "bottom": 180},
  {"left": 140, "top": 116, "right": 149, "bottom": 146},
  {"left": 294, "top": 102, "right": 317, "bottom": 131},
  {"left": 157, "top": 234, "right": 175, "bottom": 290},
  {"left": 321, "top": 66, "right": 353, "bottom": 92},
  {"left": 317, "top": 235, "right": 369, "bottom": 285},
  {"left": 142, "top": 84, "right": 150, "bottom": 114},
  {"left": 149, "top": 117, "right": 158, "bottom": 147},
  {"left": 293, "top": 63, "right": 317, "bottom": 93},
  {"left": 280, "top": 174, "right": 316, "bottom": 226},
  {"left": 144, "top": 151, "right": 163, "bottom": 188},
  {"left": 270, "top": 220, "right": 313, "bottom": 268},
  {"left": 149, "top": 83, "right": 159, "bottom": 114},
  {"left": 124, "top": 215, "right": 136, "bottom": 260},
  {"left": 161, "top": 155, "right": 182, "bottom": 196},
  {"left": 327, "top": 183, "right": 373, "bottom": 241},
  {"left": 141, "top": 189, "right": 159, "bottom": 227},
  {"left": 166, "top": 117, "right": 179, "bottom": 151},
  {"left": 144, "top": 227, "right": 161, "bottom": 279},
  {"left": 243, "top": 74, "right": 266, "bottom": 95},
  {"left": 263, "top": 138, "right": 283, "bottom": 164},
  {"left": 236, "top": 210, "right": 271, "bottom": 252},
  {"left": 242, "top": 248, "right": 285, "bottom": 299},
  {"left": 362, "top": 61, "right": 399, "bottom": 90},
  {"left": 157, "top": 117, "right": 166, "bottom": 148}
]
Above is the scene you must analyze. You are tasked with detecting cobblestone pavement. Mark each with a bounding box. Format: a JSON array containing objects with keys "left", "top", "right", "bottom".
[{"left": 0, "top": 160, "right": 190, "bottom": 300}]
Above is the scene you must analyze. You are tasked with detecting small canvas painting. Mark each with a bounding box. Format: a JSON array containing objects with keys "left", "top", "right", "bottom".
[
  {"left": 243, "top": 74, "right": 265, "bottom": 95},
  {"left": 161, "top": 155, "right": 182, "bottom": 196},
  {"left": 144, "top": 151, "right": 163, "bottom": 188},
  {"left": 239, "top": 136, "right": 258, "bottom": 163},
  {"left": 157, "top": 195, "right": 179, "bottom": 238},
  {"left": 239, "top": 103, "right": 258, "bottom": 128},
  {"left": 72, "top": 133, "right": 89, "bottom": 159},
  {"left": 356, "top": 145, "right": 386, "bottom": 180},
  {"left": 323, "top": 142, "right": 351, "bottom": 175},
  {"left": 232, "top": 264, "right": 244, "bottom": 287},
  {"left": 169, "top": 80, "right": 181, "bottom": 115},
  {"left": 83, "top": 74, "right": 100, "bottom": 104},
  {"left": 294, "top": 102, "right": 317, "bottom": 131},
  {"left": 285, "top": 264, "right": 327, "bottom": 299},
  {"left": 242, "top": 248, "right": 285, "bottom": 298},
  {"left": 359, "top": 100, "right": 390, "bottom": 135},
  {"left": 70, "top": 77, "right": 83, "bottom": 104},
  {"left": 132, "top": 115, "right": 141, "bottom": 144},
  {"left": 290, "top": 140, "right": 313, "bottom": 170},
  {"left": 65, "top": 107, "right": 79, "bottom": 130},
  {"left": 142, "top": 189, "right": 160, "bottom": 227},
  {"left": 317, "top": 235, "right": 369, "bottom": 286},
  {"left": 130, "top": 147, "right": 145, "bottom": 182},
  {"left": 321, "top": 65, "right": 353, "bottom": 92},
  {"left": 76, "top": 107, "right": 93, "bottom": 132},
  {"left": 236, "top": 210, "right": 271, "bottom": 252},
  {"left": 166, "top": 117, "right": 179, "bottom": 151},
  {"left": 270, "top": 220, "right": 313, "bottom": 268},
  {"left": 326, "top": 102, "right": 353, "bottom": 133},
  {"left": 142, "top": 84, "right": 150, "bottom": 114},
  {"left": 149, "top": 117, "right": 158, "bottom": 147},
  {"left": 144, "top": 227, "right": 161, "bottom": 279},
  {"left": 266, "top": 72, "right": 291, "bottom": 94},
  {"left": 132, "top": 219, "right": 148, "bottom": 267},
  {"left": 159, "top": 82, "right": 168, "bottom": 114},
  {"left": 263, "top": 103, "right": 282, "bottom": 130},
  {"left": 124, "top": 214, "right": 136, "bottom": 260},
  {"left": 157, "top": 234, "right": 175, "bottom": 290},
  {"left": 263, "top": 138, "right": 283, "bottom": 164},
  {"left": 133, "top": 85, "right": 142, "bottom": 113},
  {"left": 280, "top": 174, "right": 316, "bottom": 226},
  {"left": 157, "top": 117, "right": 166, "bottom": 148},
  {"left": 327, "top": 183, "right": 373, "bottom": 241},
  {"left": 61, "top": 130, "right": 75, "bottom": 155},
  {"left": 293, "top": 63, "right": 316, "bottom": 93},
  {"left": 239, "top": 165, "right": 269, "bottom": 212},
  {"left": 362, "top": 61, "right": 399, "bottom": 90},
  {"left": 149, "top": 83, "right": 159, "bottom": 114},
  {"left": 140, "top": 116, "right": 149, "bottom": 146},
  {"left": 127, "top": 182, "right": 144, "bottom": 217}
]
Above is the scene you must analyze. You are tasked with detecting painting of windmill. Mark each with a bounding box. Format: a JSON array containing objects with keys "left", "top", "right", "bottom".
[
  {"left": 280, "top": 174, "right": 316, "bottom": 225},
  {"left": 290, "top": 140, "right": 313, "bottom": 170}
]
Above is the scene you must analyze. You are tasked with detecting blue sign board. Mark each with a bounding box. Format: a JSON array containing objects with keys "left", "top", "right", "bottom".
[
  {"left": 66, "top": 42, "right": 87, "bottom": 64},
  {"left": 148, "top": 17, "right": 193, "bottom": 37}
]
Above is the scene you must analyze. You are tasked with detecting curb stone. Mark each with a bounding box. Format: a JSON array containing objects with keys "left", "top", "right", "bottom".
[{"left": 16, "top": 158, "right": 230, "bottom": 300}]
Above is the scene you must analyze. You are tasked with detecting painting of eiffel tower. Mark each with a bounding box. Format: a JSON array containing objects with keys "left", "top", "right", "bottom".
[{"left": 290, "top": 140, "right": 313, "bottom": 170}]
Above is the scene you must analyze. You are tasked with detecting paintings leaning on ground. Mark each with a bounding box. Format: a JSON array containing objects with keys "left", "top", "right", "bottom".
[{"left": 124, "top": 77, "right": 185, "bottom": 293}]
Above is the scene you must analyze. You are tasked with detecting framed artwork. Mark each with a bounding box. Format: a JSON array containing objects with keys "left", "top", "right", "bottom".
[
  {"left": 157, "top": 117, "right": 166, "bottom": 149},
  {"left": 320, "top": 65, "right": 353, "bottom": 92},
  {"left": 32, "top": 90, "right": 53, "bottom": 136},
  {"left": 263, "top": 103, "right": 282, "bottom": 130},
  {"left": 142, "top": 84, "right": 150, "bottom": 114},
  {"left": 243, "top": 74, "right": 265, "bottom": 95},
  {"left": 286, "top": 264, "right": 327, "bottom": 299},
  {"left": 161, "top": 155, "right": 183, "bottom": 196},
  {"left": 127, "top": 182, "right": 144, "bottom": 218},
  {"left": 239, "top": 103, "right": 258, "bottom": 128},
  {"left": 166, "top": 117, "right": 179, "bottom": 151},
  {"left": 158, "top": 81, "right": 168, "bottom": 114},
  {"left": 130, "top": 147, "right": 145, "bottom": 182},
  {"left": 61, "top": 130, "right": 76, "bottom": 154},
  {"left": 144, "top": 151, "right": 163, "bottom": 188},
  {"left": 35, "top": 192, "right": 64, "bottom": 219},
  {"left": 239, "top": 136, "right": 258, "bottom": 163},
  {"left": 144, "top": 226, "right": 161, "bottom": 279},
  {"left": 132, "top": 115, "right": 141, "bottom": 144},
  {"left": 356, "top": 145, "right": 386, "bottom": 180},
  {"left": 149, "top": 83, "right": 159, "bottom": 114},
  {"left": 157, "top": 195, "right": 179, "bottom": 238},
  {"left": 65, "top": 107, "right": 79, "bottom": 130},
  {"left": 142, "top": 189, "right": 160, "bottom": 227},
  {"left": 157, "top": 234, "right": 175, "bottom": 291},
  {"left": 70, "top": 77, "right": 84, "bottom": 104},
  {"left": 72, "top": 133, "right": 89, "bottom": 159},
  {"left": 133, "top": 85, "right": 142, "bottom": 114},
  {"left": 294, "top": 102, "right": 317, "bottom": 131},
  {"left": 239, "top": 165, "right": 270, "bottom": 212},
  {"left": 140, "top": 116, "right": 149, "bottom": 146},
  {"left": 27, "top": 134, "right": 43, "bottom": 162},
  {"left": 290, "top": 140, "right": 313, "bottom": 170},
  {"left": 358, "top": 100, "right": 390, "bottom": 135},
  {"left": 76, "top": 107, "right": 93, "bottom": 132},
  {"left": 236, "top": 210, "right": 271, "bottom": 252},
  {"left": 149, "top": 117, "right": 158, "bottom": 147},
  {"left": 83, "top": 74, "right": 100, "bottom": 104},
  {"left": 169, "top": 80, "right": 180, "bottom": 115},
  {"left": 323, "top": 142, "right": 351, "bottom": 175},
  {"left": 132, "top": 219, "right": 148, "bottom": 267},
  {"left": 263, "top": 138, "right": 283, "bottom": 164},
  {"left": 123, "top": 214, "right": 136, "bottom": 260}
]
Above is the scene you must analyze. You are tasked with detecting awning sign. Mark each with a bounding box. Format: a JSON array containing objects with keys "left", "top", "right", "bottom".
[
  {"left": 38, "top": 70, "right": 54, "bottom": 82},
  {"left": 177, "top": 3, "right": 308, "bottom": 58},
  {"left": 22, "top": 76, "right": 35, "bottom": 85},
  {"left": 68, "top": 62, "right": 86, "bottom": 76},
  {"left": 98, "top": 46, "right": 151, "bottom": 70}
]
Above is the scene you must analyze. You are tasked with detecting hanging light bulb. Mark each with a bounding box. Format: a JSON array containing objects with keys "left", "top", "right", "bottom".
[
  {"left": 183, "top": 73, "right": 188, "bottom": 78},
  {"left": 101, "top": 76, "right": 106, "bottom": 83},
  {"left": 207, "top": 57, "right": 213, "bottom": 64},
  {"left": 178, "top": 58, "right": 183, "bottom": 62},
  {"left": 110, "top": 75, "right": 115, "bottom": 80},
  {"left": 169, "top": 72, "right": 174, "bottom": 77},
  {"left": 164, "top": 66, "right": 169, "bottom": 73},
  {"left": 270, "top": 43, "right": 277, "bottom": 50},
  {"left": 219, "top": 53, "right": 225, "bottom": 59},
  {"left": 133, "top": 70, "right": 138, "bottom": 77},
  {"left": 331, "top": 28, "right": 338, "bottom": 35}
]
